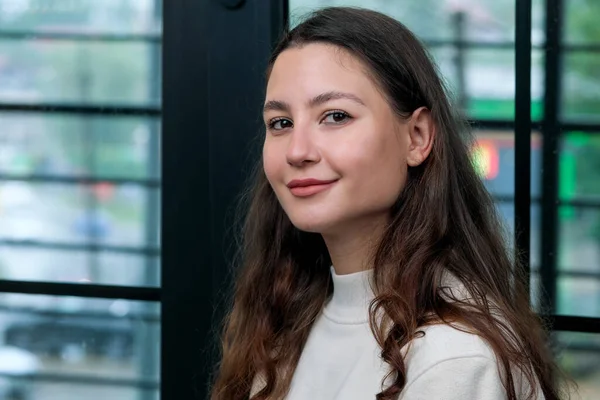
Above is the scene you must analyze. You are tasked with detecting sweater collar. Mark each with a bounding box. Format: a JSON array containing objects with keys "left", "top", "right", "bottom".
[{"left": 323, "top": 266, "right": 375, "bottom": 324}]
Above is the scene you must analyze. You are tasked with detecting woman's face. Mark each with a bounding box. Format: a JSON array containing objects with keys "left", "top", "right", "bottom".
[{"left": 263, "top": 43, "right": 429, "bottom": 236}]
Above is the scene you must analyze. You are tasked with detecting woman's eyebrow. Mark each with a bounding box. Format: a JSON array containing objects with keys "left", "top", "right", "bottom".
[
  {"left": 263, "top": 91, "right": 365, "bottom": 114},
  {"left": 263, "top": 99, "right": 290, "bottom": 114},
  {"left": 308, "top": 91, "right": 365, "bottom": 108}
]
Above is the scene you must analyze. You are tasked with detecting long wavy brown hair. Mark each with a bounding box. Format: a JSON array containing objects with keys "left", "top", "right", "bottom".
[{"left": 211, "top": 7, "right": 566, "bottom": 400}]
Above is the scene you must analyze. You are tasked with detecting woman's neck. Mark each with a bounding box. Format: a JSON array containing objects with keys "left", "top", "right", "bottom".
[{"left": 322, "top": 217, "right": 387, "bottom": 275}]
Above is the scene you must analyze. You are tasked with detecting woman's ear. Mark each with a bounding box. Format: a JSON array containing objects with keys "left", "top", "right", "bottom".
[{"left": 406, "top": 107, "right": 435, "bottom": 167}]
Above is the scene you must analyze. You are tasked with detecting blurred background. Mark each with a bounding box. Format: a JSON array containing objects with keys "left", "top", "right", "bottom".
[{"left": 0, "top": 0, "right": 598, "bottom": 399}]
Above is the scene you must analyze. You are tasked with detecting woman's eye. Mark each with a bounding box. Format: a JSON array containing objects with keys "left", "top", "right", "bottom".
[
  {"left": 322, "top": 111, "right": 351, "bottom": 124},
  {"left": 269, "top": 118, "right": 293, "bottom": 131}
]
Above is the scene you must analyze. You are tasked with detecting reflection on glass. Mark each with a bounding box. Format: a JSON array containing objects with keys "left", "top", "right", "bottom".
[
  {"left": 563, "top": 53, "right": 600, "bottom": 121},
  {"left": 0, "top": 113, "right": 159, "bottom": 179},
  {"left": 555, "top": 332, "right": 600, "bottom": 400},
  {"left": 0, "top": 293, "right": 159, "bottom": 400}
]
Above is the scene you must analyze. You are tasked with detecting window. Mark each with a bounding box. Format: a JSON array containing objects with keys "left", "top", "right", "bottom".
[{"left": 0, "top": 1, "right": 161, "bottom": 398}]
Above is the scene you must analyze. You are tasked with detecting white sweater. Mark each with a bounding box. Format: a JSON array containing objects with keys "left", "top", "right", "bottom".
[{"left": 253, "top": 267, "right": 543, "bottom": 400}]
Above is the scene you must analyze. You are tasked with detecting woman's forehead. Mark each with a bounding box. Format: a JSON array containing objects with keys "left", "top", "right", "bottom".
[{"left": 266, "top": 44, "right": 379, "bottom": 104}]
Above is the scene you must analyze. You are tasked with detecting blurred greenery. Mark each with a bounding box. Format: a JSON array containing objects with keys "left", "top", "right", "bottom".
[{"left": 565, "top": 0, "right": 600, "bottom": 44}]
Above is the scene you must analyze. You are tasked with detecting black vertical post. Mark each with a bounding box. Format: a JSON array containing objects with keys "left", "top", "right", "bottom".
[
  {"left": 162, "top": 0, "right": 211, "bottom": 398},
  {"left": 540, "top": 0, "right": 563, "bottom": 315},
  {"left": 161, "top": 1, "right": 286, "bottom": 399},
  {"left": 207, "top": 0, "right": 287, "bottom": 315},
  {"left": 515, "top": 0, "right": 532, "bottom": 295}
]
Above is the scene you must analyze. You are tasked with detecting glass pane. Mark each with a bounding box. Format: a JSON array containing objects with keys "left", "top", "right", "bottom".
[
  {"left": 557, "top": 276, "right": 600, "bottom": 318},
  {"left": 0, "top": 182, "right": 85, "bottom": 243},
  {"left": 465, "top": 49, "right": 543, "bottom": 120},
  {"left": 558, "top": 205, "right": 600, "bottom": 270},
  {"left": 473, "top": 130, "right": 542, "bottom": 197},
  {"left": 97, "top": 253, "right": 160, "bottom": 287},
  {"left": 0, "top": 293, "right": 159, "bottom": 399},
  {"left": 562, "top": 53, "right": 600, "bottom": 122},
  {"left": 0, "top": 40, "right": 160, "bottom": 105},
  {"left": 0, "top": 0, "right": 161, "bottom": 34},
  {"left": 555, "top": 332, "right": 600, "bottom": 400},
  {"left": 288, "top": 0, "right": 531, "bottom": 43},
  {"left": 0, "top": 113, "right": 160, "bottom": 180},
  {"left": 0, "top": 182, "right": 159, "bottom": 247},
  {"left": 99, "top": 186, "right": 160, "bottom": 248},
  {"left": 0, "top": 247, "right": 158, "bottom": 286},
  {"left": 560, "top": 133, "right": 600, "bottom": 199},
  {"left": 564, "top": 0, "right": 600, "bottom": 44}
]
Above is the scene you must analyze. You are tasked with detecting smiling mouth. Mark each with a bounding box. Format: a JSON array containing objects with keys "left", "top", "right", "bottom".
[{"left": 287, "top": 180, "right": 337, "bottom": 197}]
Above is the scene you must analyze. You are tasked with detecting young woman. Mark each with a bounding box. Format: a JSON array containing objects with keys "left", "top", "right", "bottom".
[{"left": 211, "top": 6, "right": 565, "bottom": 400}]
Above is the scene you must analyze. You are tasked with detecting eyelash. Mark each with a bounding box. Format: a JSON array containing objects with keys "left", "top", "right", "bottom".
[
  {"left": 267, "top": 110, "right": 352, "bottom": 131},
  {"left": 267, "top": 117, "right": 292, "bottom": 131},
  {"left": 322, "top": 110, "right": 351, "bottom": 124}
]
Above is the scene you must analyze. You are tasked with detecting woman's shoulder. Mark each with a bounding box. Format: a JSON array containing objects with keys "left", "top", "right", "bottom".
[
  {"left": 403, "top": 323, "right": 497, "bottom": 378},
  {"left": 396, "top": 323, "right": 513, "bottom": 399},
  {"left": 398, "top": 323, "right": 545, "bottom": 399}
]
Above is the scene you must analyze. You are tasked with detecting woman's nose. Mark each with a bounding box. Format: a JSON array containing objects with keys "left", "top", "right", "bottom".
[{"left": 285, "top": 128, "right": 320, "bottom": 167}]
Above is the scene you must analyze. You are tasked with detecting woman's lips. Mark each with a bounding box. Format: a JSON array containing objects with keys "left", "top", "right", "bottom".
[{"left": 287, "top": 179, "right": 337, "bottom": 197}]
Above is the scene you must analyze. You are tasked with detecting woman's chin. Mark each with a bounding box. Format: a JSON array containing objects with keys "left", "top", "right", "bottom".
[
  {"left": 289, "top": 217, "right": 340, "bottom": 235},
  {"left": 291, "top": 221, "right": 326, "bottom": 234}
]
